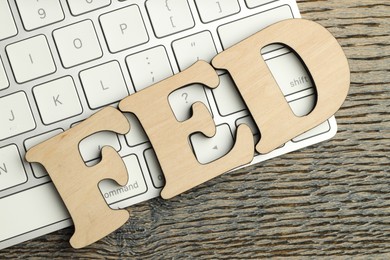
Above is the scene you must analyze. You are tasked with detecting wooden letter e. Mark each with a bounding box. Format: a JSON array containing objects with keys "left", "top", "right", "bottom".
[{"left": 119, "top": 61, "right": 254, "bottom": 199}]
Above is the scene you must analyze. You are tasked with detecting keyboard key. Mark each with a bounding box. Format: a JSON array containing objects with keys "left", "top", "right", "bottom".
[
  {"left": 33, "top": 76, "right": 82, "bottom": 125},
  {"left": 99, "top": 154, "right": 147, "bottom": 205},
  {"left": 195, "top": 0, "right": 240, "bottom": 23},
  {"left": 79, "top": 61, "right": 129, "bottom": 109},
  {"left": 218, "top": 5, "right": 293, "bottom": 49},
  {"left": 293, "top": 120, "right": 330, "bottom": 142},
  {"left": 67, "top": 0, "right": 111, "bottom": 16},
  {"left": 168, "top": 84, "right": 211, "bottom": 121},
  {"left": 15, "top": 0, "right": 64, "bottom": 31},
  {"left": 53, "top": 20, "right": 102, "bottom": 68},
  {"left": 146, "top": 0, "right": 195, "bottom": 38},
  {"left": 0, "top": 145, "right": 27, "bottom": 191},
  {"left": 172, "top": 31, "right": 217, "bottom": 71},
  {"left": 144, "top": 149, "right": 165, "bottom": 188},
  {"left": 236, "top": 116, "right": 259, "bottom": 135},
  {"left": 236, "top": 116, "right": 285, "bottom": 149},
  {"left": 0, "top": 57, "right": 9, "bottom": 90},
  {"left": 265, "top": 51, "right": 313, "bottom": 96},
  {"left": 79, "top": 131, "right": 121, "bottom": 162},
  {"left": 126, "top": 46, "right": 173, "bottom": 91},
  {"left": 123, "top": 113, "right": 149, "bottom": 147},
  {"left": 0, "top": 182, "right": 70, "bottom": 242},
  {"left": 0, "top": 0, "right": 17, "bottom": 40},
  {"left": 212, "top": 74, "right": 246, "bottom": 116},
  {"left": 6, "top": 35, "right": 56, "bottom": 83},
  {"left": 245, "top": 0, "right": 276, "bottom": 8},
  {"left": 190, "top": 124, "right": 234, "bottom": 164},
  {"left": 24, "top": 129, "right": 63, "bottom": 178},
  {"left": 100, "top": 5, "right": 149, "bottom": 53},
  {"left": 288, "top": 94, "right": 316, "bottom": 117},
  {"left": 0, "top": 92, "right": 36, "bottom": 141}
]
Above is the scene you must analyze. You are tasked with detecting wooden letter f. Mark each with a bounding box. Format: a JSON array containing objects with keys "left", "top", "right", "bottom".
[{"left": 26, "top": 107, "right": 130, "bottom": 248}]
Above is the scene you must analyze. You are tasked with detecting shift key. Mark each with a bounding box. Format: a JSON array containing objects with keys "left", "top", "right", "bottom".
[{"left": 265, "top": 51, "right": 313, "bottom": 96}]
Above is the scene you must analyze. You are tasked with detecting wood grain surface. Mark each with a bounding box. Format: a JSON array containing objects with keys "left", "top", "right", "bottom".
[{"left": 2, "top": 0, "right": 389, "bottom": 258}]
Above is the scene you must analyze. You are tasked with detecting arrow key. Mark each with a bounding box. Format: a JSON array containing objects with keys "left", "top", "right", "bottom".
[{"left": 190, "top": 124, "right": 233, "bottom": 164}]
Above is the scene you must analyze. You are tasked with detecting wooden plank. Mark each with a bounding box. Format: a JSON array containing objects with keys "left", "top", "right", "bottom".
[{"left": 2, "top": 0, "right": 389, "bottom": 258}]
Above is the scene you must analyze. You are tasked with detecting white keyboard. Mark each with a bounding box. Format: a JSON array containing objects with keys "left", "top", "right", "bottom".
[{"left": 0, "top": 0, "right": 337, "bottom": 250}]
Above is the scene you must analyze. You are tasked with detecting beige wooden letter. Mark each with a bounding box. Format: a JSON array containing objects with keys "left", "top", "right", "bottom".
[
  {"left": 119, "top": 61, "right": 254, "bottom": 199},
  {"left": 212, "top": 19, "right": 350, "bottom": 154},
  {"left": 25, "top": 107, "right": 130, "bottom": 249}
]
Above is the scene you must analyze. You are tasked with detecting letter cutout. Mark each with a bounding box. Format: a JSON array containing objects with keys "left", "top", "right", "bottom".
[
  {"left": 212, "top": 19, "right": 350, "bottom": 154},
  {"left": 25, "top": 107, "right": 130, "bottom": 249},
  {"left": 119, "top": 61, "right": 254, "bottom": 199}
]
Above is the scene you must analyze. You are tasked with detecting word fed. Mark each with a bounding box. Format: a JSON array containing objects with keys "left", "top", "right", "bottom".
[{"left": 26, "top": 19, "right": 350, "bottom": 249}]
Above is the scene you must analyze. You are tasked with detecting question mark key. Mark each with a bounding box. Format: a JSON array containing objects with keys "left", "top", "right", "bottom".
[{"left": 168, "top": 84, "right": 211, "bottom": 122}]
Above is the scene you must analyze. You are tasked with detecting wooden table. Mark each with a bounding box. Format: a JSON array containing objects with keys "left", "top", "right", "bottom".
[{"left": 2, "top": 0, "right": 389, "bottom": 258}]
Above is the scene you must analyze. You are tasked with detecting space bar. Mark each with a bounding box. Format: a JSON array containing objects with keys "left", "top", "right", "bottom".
[{"left": 0, "top": 182, "right": 70, "bottom": 242}]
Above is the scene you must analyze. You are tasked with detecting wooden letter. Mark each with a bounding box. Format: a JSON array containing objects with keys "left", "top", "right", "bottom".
[
  {"left": 212, "top": 19, "right": 350, "bottom": 154},
  {"left": 25, "top": 107, "right": 130, "bottom": 249},
  {"left": 119, "top": 61, "right": 254, "bottom": 199}
]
